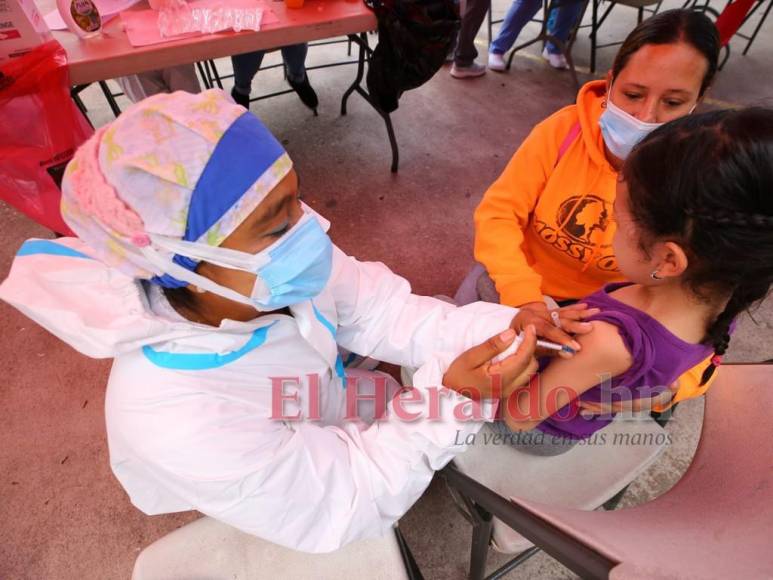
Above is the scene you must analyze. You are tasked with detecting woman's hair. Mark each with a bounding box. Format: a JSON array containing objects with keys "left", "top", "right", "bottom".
[
  {"left": 163, "top": 286, "right": 200, "bottom": 318},
  {"left": 612, "top": 9, "right": 720, "bottom": 97},
  {"left": 623, "top": 108, "right": 773, "bottom": 384}
]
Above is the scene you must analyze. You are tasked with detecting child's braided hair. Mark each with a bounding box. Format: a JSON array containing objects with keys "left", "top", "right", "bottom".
[{"left": 623, "top": 108, "right": 773, "bottom": 384}]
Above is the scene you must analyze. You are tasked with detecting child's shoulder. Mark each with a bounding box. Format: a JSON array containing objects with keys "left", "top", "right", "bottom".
[
  {"left": 570, "top": 319, "right": 633, "bottom": 378},
  {"left": 537, "top": 318, "right": 632, "bottom": 395}
]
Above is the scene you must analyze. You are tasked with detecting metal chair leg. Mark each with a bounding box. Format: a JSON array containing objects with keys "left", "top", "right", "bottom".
[
  {"left": 394, "top": 526, "right": 425, "bottom": 580},
  {"left": 469, "top": 504, "right": 494, "bottom": 580},
  {"left": 206, "top": 60, "right": 224, "bottom": 89},
  {"left": 590, "top": 0, "right": 599, "bottom": 73},
  {"left": 743, "top": 0, "right": 772, "bottom": 55},
  {"left": 98, "top": 81, "right": 122, "bottom": 117},
  {"left": 196, "top": 62, "right": 212, "bottom": 89},
  {"left": 488, "top": 7, "right": 494, "bottom": 46},
  {"left": 487, "top": 546, "right": 541, "bottom": 580},
  {"left": 71, "top": 91, "right": 88, "bottom": 116},
  {"left": 545, "top": 31, "right": 580, "bottom": 90},
  {"left": 340, "top": 33, "right": 366, "bottom": 116}
]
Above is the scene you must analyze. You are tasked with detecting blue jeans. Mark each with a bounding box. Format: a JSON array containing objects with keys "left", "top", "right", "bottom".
[
  {"left": 231, "top": 43, "right": 308, "bottom": 96},
  {"left": 490, "top": 0, "right": 584, "bottom": 55}
]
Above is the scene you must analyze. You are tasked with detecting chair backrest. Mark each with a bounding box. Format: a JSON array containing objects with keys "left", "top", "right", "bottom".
[
  {"left": 503, "top": 364, "right": 773, "bottom": 578},
  {"left": 715, "top": 0, "right": 758, "bottom": 46}
]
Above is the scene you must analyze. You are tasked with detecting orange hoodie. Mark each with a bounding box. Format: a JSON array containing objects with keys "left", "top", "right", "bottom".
[
  {"left": 474, "top": 79, "right": 715, "bottom": 406},
  {"left": 474, "top": 80, "right": 624, "bottom": 307}
]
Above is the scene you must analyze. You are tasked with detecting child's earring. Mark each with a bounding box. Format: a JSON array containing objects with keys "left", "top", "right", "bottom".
[{"left": 650, "top": 270, "right": 662, "bottom": 280}]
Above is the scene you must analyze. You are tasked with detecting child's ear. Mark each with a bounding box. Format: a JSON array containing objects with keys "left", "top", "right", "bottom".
[{"left": 655, "top": 241, "right": 689, "bottom": 278}]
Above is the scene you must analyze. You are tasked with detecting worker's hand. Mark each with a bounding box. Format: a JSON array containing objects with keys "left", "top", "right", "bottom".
[
  {"left": 577, "top": 381, "right": 680, "bottom": 416},
  {"left": 511, "top": 302, "right": 599, "bottom": 358},
  {"left": 443, "top": 325, "right": 539, "bottom": 400}
]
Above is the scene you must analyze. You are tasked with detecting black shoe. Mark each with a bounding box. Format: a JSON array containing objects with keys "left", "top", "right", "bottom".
[
  {"left": 287, "top": 75, "right": 318, "bottom": 115},
  {"left": 230, "top": 87, "right": 251, "bottom": 109}
]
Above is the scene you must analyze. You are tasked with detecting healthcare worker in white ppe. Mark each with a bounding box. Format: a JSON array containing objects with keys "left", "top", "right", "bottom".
[{"left": 0, "top": 90, "right": 593, "bottom": 553}]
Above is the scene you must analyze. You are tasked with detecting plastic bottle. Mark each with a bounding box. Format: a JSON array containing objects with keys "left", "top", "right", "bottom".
[{"left": 56, "top": 0, "right": 102, "bottom": 39}]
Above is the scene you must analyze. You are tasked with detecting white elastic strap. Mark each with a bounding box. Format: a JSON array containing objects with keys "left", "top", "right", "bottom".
[
  {"left": 149, "top": 235, "right": 269, "bottom": 272},
  {"left": 148, "top": 208, "right": 320, "bottom": 273},
  {"left": 139, "top": 245, "right": 255, "bottom": 307}
]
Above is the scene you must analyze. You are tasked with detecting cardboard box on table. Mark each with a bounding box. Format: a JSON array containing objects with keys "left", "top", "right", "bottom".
[{"left": 0, "top": 0, "right": 53, "bottom": 62}]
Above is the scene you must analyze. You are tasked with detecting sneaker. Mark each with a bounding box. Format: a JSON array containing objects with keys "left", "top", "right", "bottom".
[
  {"left": 488, "top": 52, "right": 507, "bottom": 72},
  {"left": 450, "top": 62, "right": 486, "bottom": 78},
  {"left": 230, "top": 87, "right": 251, "bottom": 109},
  {"left": 287, "top": 74, "right": 319, "bottom": 115},
  {"left": 541, "top": 47, "right": 569, "bottom": 70}
]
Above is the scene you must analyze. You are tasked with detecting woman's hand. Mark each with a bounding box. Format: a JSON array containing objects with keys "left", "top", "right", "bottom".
[
  {"left": 512, "top": 302, "right": 599, "bottom": 357},
  {"left": 443, "top": 325, "right": 539, "bottom": 400}
]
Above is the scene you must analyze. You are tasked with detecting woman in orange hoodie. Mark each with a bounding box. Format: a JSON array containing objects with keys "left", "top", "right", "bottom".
[{"left": 473, "top": 9, "right": 721, "bottom": 405}]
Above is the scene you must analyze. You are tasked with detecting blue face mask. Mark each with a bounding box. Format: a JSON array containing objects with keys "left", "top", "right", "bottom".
[
  {"left": 250, "top": 212, "right": 333, "bottom": 310},
  {"left": 599, "top": 93, "right": 663, "bottom": 160},
  {"left": 143, "top": 207, "right": 333, "bottom": 312}
]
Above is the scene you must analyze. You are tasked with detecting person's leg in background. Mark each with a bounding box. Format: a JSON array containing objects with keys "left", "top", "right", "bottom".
[
  {"left": 116, "top": 64, "right": 201, "bottom": 103},
  {"left": 161, "top": 64, "right": 202, "bottom": 94},
  {"left": 451, "top": 0, "right": 491, "bottom": 78},
  {"left": 279, "top": 43, "right": 319, "bottom": 114},
  {"left": 542, "top": 0, "right": 586, "bottom": 69},
  {"left": 445, "top": 0, "right": 461, "bottom": 62},
  {"left": 230, "top": 50, "right": 266, "bottom": 108},
  {"left": 488, "top": 0, "right": 542, "bottom": 71}
]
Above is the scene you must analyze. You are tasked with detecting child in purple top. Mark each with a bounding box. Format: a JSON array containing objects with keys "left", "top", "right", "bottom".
[
  {"left": 535, "top": 282, "right": 713, "bottom": 442},
  {"left": 480, "top": 108, "right": 773, "bottom": 453}
]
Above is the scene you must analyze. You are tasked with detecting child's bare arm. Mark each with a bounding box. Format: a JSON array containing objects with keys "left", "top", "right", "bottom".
[{"left": 502, "top": 320, "right": 633, "bottom": 431}]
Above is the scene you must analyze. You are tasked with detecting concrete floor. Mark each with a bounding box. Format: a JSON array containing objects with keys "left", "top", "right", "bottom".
[{"left": 1, "top": 1, "right": 771, "bottom": 578}]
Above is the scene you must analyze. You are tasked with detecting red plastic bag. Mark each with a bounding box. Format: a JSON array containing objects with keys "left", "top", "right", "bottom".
[{"left": 0, "top": 41, "right": 94, "bottom": 235}]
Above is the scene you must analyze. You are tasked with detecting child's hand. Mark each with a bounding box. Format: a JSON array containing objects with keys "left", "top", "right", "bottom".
[
  {"left": 512, "top": 302, "right": 599, "bottom": 358},
  {"left": 442, "top": 325, "right": 538, "bottom": 400}
]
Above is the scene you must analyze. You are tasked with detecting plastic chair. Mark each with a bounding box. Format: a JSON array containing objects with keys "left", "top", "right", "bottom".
[
  {"left": 443, "top": 412, "right": 668, "bottom": 579},
  {"left": 732, "top": 0, "right": 771, "bottom": 56},
  {"left": 586, "top": 0, "right": 664, "bottom": 73},
  {"left": 487, "top": 0, "right": 590, "bottom": 90},
  {"left": 132, "top": 516, "right": 423, "bottom": 580},
  {"left": 687, "top": 0, "right": 771, "bottom": 61},
  {"left": 690, "top": 0, "right": 771, "bottom": 68},
  {"left": 444, "top": 364, "right": 773, "bottom": 579}
]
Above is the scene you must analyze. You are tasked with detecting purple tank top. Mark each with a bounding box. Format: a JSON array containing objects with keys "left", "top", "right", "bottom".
[{"left": 536, "top": 283, "right": 712, "bottom": 440}]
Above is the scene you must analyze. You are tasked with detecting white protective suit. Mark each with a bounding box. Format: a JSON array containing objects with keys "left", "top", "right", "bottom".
[{"left": 0, "top": 236, "right": 517, "bottom": 553}]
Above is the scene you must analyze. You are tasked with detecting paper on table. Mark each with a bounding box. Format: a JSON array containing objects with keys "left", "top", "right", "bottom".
[
  {"left": 44, "top": 0, "right": 140, "bottom": 30},
  {"left": 121, "top": 0, "right": 279, "bottom": 47}
]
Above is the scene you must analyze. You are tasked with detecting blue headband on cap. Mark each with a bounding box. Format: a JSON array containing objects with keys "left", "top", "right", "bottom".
[{"left": 152, "top": 112, "right": 285, "bottom": 288}]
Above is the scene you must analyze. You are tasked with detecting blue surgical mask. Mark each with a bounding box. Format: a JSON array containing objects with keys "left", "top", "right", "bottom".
[
  {"left": 249, "top": 212, "right": 332, "bottom": 310},
  {"left": 599, "top": 92, "right": 663, "bottom": 160},
  {"left": 143, "top": 206, "right": 333, "bottom": 311}
]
